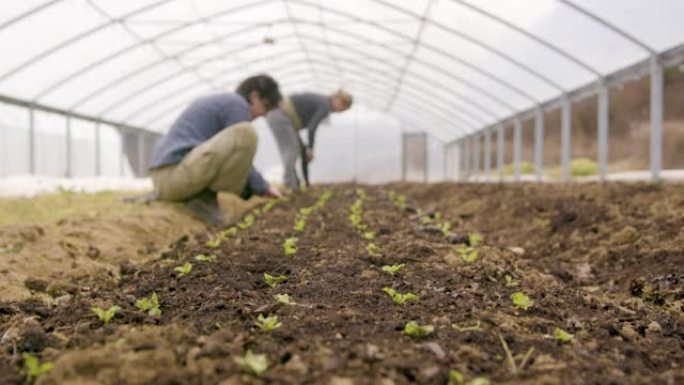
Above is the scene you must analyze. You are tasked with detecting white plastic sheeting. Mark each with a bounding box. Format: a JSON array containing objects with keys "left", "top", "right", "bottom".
[{"left": 2, "top": 0, "right": 684, "bottom": 140}]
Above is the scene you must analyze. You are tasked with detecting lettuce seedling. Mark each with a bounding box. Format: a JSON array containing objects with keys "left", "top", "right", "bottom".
[
  {"left": 237, "top": 214, "right": 256, "bottom": 230},
  {"left": 505, "top": 275, "right": 519, "bottom": 287},
  {"left": 91, "top": 306, "right": 120, "bottom": 325},
  {"left": 299, "top": 207, "right": 314, "bottom": 216},
  {"left": 511, "top": 292, "right": 534, "bottom": 311},
  {"left": 448, "top": 369, "right": 465, "bottom": 385},
  {"left": 262, "top": 200, "right": 277, "bottom": 212},
  {"left": 135, "top": 292, "right": 162, "bottom": 317},
  {"left": 205, "top": 236, "right": 222, "bottom": 249},
  {"left": 403, "top": 321, "right": 434, "bottom": 338},
  {"left": 456, "top": 245, "right": 479, "bottom": 263},
  {"left": 235, "top": 350, "right": 269, "bottom": 377},
  {"left": 356, "top": 188, "right": 367, "bottom": 199},
  {"left": 23, "top": 353, "right": 53, "bottom": 382},
  {"left": 255, "top": 314, "right": 282, "bottom": 331},
  {"left": 366, "top": 242, "right": 380, "bottom": 257},
  {"left": 263, "top": 273, "right": 287, "bottom": 288},
  {"left": 283, "top": 237, "right": 298, "bottom": 256},
  {"left": 395, "top": 195, "right": 407, "bottom": 209},
  {"left": 553, "top": 327, "right": 574, "bottom": 343},
  {"left": 468, "top": 233, "right": 483, "bottom": 246},
  {"left": 274, "top": 294, "right": 295, "bottom": 305},
  {"left": 174, "top": 262, "right": 193, "bottom": 277},
  {"left": 440, "top": 222, "right": 452, "bottom": 236},
  {"left": 381, "top": 263, "right": 405, "bottom": 276},
  {"left": 220, "top": 227, "right": 237, "bottom": 238},
  {"left": 195, "top": 254, "right": 216, "bottom": 262},
  {"left": 468, "top": 378, "right": 491, "bottom": 385},
  {"left": 363, "top": 231, "right": 375, "bottom": 240},
  {"left": 420, "top": 215, "right": 433, "bottom": 225},
  {"left": 293, "top": 216, "right": 306, "bottom": 232},
  {"left": 383, "top": 287, "right": 418, "bottom": 305}
]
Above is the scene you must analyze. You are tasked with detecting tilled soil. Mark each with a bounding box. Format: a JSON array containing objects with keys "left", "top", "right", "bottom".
[{"left": 0, "top": 184, "right": 682, "bottom": 385}]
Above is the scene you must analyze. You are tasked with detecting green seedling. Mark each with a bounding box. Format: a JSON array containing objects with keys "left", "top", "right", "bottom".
[
  {"left": 174, "top": 262, "right": 193, "bottom": 277},
  {"left": 505, "top": 275, "right": 519, "bottom": 287},
  {"left": 468, "top": 378, "right": 491, "bottom": 385},
  {"left": 440, "top": 221, "right": 452, "bottom": 236},
  {"left": 381, "top": 263, "right": 405, "bottom": 276},
  {"left": 235, "top": 350, "right": 269, "bottom": 377},
  {"left": 448, "top": 370, "right": 465, "bottom": 385},
  {"left": 383, "top": 287, "right": 419, "bottom": 305},
  {"left": 91, "top": 306, "right": 121, "bottom": 325},
  {"left": 252, "top": 207, "right": 262, "bottom": 216},
  {"left": 255, "top": 314, "right": 282, "bottom": 331},
  {"left": 205, "top": 236, "right": 222, "bottom": 249},
  {"left": 468, "top": 233, "right": 483, "bottom": 246},
  {"left": 299, "top": 207, "right": 314, "bottom": 216},
  {"left": 395, "top": 194, "right": 407, "bottom": 209},
  {"left": 511, "top": 291, "right": 534, "bottom": 311},
  {"left": 220, "top": 226, "right": 237, "bottom": 238},
  {"left": 363, "top": 231, "right": 375, "bottom": 240},
  {"left": 274, "top": 294, "right": 296, "bottom": 305},
  {"left": 263, "top": 273, "right": 287, "bottom": 288},
  {"left": 135, "top": 292, "right": 162, "bottom": 317},
  {"left": 366, "top": 242, "right": 380, "bottom": 257},
  {"left": 315, "top": 190, "right": 333, "bottom": 208},
  {"left": 404, "top": 321, "right": 434, "bottom": 338},
  {"left": 553, "top": 327, "right": 574, "bottom": 343},
  {"left": 23, "top": 353, "right": 54, "bottom": 382},
  {"left": 195, "top": 254, "right": 216, "bottom": 262},
  {"left": 456, "top": 245, "right": 479, "bottom": 263},
  {"left": 283, "top": 237, "right": 298, "bottom": 256},
  {"left": 262, "top": 200, "right": 277, "bottom": 212},
  {"left": 356, "top": 188, "right": 367, "bottom": 199},
  {"left": 420, "top": 215, "right": 432, "bottom": 225},
  {"left": 237, "top": 214, "right": 255, "bottom": 230},
  {"left": 293, "top": 216, "right": 306, "bottom": 232}
]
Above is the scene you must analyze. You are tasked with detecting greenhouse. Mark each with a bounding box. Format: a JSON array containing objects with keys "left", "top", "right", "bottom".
[{"left": 0, "top": 1, "right": 683, "bottom": 384}]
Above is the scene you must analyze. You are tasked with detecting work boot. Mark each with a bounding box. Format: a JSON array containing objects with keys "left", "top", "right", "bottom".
[{"left": 184, "top": 189, "right": 225, "bottom": 226}]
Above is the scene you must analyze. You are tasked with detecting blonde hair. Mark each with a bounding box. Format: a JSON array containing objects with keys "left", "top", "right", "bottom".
[{"left": 332, "top": 89, "right": 353, "bottom": 108}]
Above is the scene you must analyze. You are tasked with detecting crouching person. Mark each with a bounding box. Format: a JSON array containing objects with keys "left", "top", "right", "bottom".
[{"left": 149, "top": 74, "right": 283, "bottom": 225}]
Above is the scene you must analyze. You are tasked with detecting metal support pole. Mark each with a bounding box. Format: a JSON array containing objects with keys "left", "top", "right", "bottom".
[
  {"left": 95, "top": 123, "right": 101, "bottom": 176},
  {"left": 442, "top": 144, "right": 448, "bottom": 181},
  {"left": 28, "top": 107, "right": 35, "bottom": 175},
  {"left": 464, "top": 136, "right": 471, "bottom": 179},
  {"left": 484, "top": 127, "right": 491, "bottom": 180},
  {"left": 650, "top": 55, "right": 663, "bottom": 181},
  {"left": 473, "top": 133, "right": 481, "bottom": 179},
  {"left": 497, "top": 123, "right": 504, "bottom": 181},
  {"left": 561, "top": 96, "right": 571, "bottom": 182},
  {"left": 513, "top": 117, "right": 521, "bottom": 181},
  {"left": 534, "top": 108, "right": 544, "bottom": 182},
  {"left": 456, "top": 141, "right": 462, "bottom": 181},
  {"left": 598, "top": 81, "right": 609, "bottom": 182},
  {"left": 119, "top": 127, "right": 125, "bottom": 177},
  {"left": 137, "top": 133, "right": 145, "bottom": 178},
  {"left": 65, "top": 116, "right": 72, "bottom": 178}
]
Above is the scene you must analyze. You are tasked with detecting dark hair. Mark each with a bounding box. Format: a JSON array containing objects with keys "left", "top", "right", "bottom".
[{"left": 236, "top": 74, "right": 282, "bottom": 110}]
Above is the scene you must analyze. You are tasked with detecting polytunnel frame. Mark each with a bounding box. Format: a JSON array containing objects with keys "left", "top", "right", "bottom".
[{"left": 0, "top": 0, "right": 680, "bottom": 181}]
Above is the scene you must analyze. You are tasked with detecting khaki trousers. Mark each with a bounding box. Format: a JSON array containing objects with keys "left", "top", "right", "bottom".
[{"left": 151, "top": 122, "right": 257, "bottom": 202}]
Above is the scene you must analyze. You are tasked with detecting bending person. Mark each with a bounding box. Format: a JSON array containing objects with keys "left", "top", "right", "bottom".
[
  {"left": 149, "top": 74, "right": 283, "bottom": 225},
  {"left": 266, "top": 90, "right": 353, "bottom": 190}
]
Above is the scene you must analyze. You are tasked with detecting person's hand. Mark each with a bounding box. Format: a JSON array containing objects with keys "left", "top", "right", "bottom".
[
  {"left": 306, "top": 148, "right": 314, "bottom": 162},
  {"left": 265, "top": 185, "right": 283, "bottom": 198}
]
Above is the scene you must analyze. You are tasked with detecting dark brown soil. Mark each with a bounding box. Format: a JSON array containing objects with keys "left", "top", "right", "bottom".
[{"left": 1, "top": 184, "right": 682, "bottom": 385}]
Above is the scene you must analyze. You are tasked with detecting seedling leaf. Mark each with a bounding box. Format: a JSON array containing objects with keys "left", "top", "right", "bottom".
[
  {"left": 274, "top": 294, "right": 296, "bottom": 305},
  {"left": 404, "top": 321, "right": 434, "bottom": 338},
  {"left": 283, "top": 237, "right": 298, "bottom": 256},
  {"left": 135, "top": 293, "right": 162, "bottom": 317},
  {"left": 468, "top": 233, "right": 483, "bottom": 246},
  {"left": 456, "top": 246, "right": 479, "bottom": 263},
  {"left": 263, "top": 273, "right": 287, "bottom": 289},
  {"left": 255, "top": 314, "right": 282, "bottom": 331},
  {"left": 363, "top": 231, "right": 375, "bottom": 240},
  {"left": 382, "top": 287, "right": 419, "bottom": 305},
  {"left": 366, "top": 242, "right": 380, "bottom": 257},
  {"left": 174, "top": 262, "right": 193, "bottom": 277},
  {"left": 91, "top": 306, "right": 120, "bottom": 325},
  {"left": 381, "top": 263, "right": 405, "bottom": 276},
  {"left": 195, "top": 254, "right": 216, "bottom": 262},
  {"left": 293, "top": 217, "right": 306, "bottom": 232},
  {"left": 505, "top": 275, "right": 519, "bottom": 287},
  {"left": 23, "top": 353, "right": 53, "bottom": 382},
  {"left": 237, "top": 214, "right": 255, "bottom": 230},
  {"left": 553, "top": 327, "right": 574, "bottom": 343},
  {"left": 511, "top": 291, "right": 534, "bottom": 311},
  {"left": 448, "top": 370, "right": 465, "bottom": 385},
  {"left": 235, "top": 350, "right": 269, "bottom": 377}
]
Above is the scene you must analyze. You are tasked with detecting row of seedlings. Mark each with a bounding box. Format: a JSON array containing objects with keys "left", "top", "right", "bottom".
[
  {"left": 244, "top": 188, "right": 335, "bottom": 377},
  {"left": 385, "top": 190, "right": 578, "bottom": 382}
]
